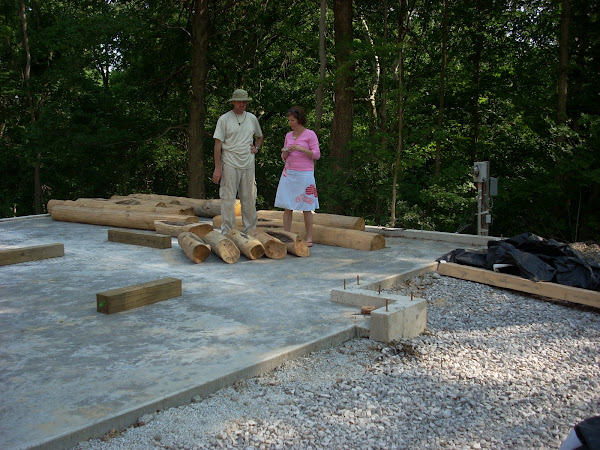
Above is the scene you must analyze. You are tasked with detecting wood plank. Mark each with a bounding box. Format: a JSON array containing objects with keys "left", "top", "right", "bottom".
[
  {"left": 108, "top": 229, "right": 172, "bottom": 249},
  {"left": 0, "top": 243, "right": 64, "bottom": 266},
  {"left": 96, "top": 278, "right": 182, "bottom": 314},
  {"left": 437, "top": 262, "right": 600, "bottom": 309}
]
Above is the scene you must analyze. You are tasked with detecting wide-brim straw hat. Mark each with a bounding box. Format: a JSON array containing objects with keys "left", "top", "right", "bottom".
[{"left": 228, "top": 89, "right": 252, "bottom": 102}]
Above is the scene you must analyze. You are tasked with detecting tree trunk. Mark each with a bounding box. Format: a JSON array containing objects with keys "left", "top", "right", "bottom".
[
  {"left": 47, "top": 199, "right": 194, "bottom": 215},
  {"left": 434, "top": 0, "right": 448, "bottom": 176},
  {"left": 314, "top": 0, "right": 327, "bottom": 135},
  {"left": 330, "top": 0, "right": 354, "bottom": 166},
  {"left": 257, "top": 210, "right": 365, "bottom": 230},
  {"left": 258, "top": 230, "right": 310, "bottom": 257},
  {"left": 49, "top": 205, "right": 198, "bottom": 230},
  {"left": 470, "top": 2, "right": 482, "bottom": 161},
  {"left": 178, "top": 232, "right": 212, "bottom": 263},
  {"left": 225, "top": 229, "right": 265, "bottom": 260},
  {"left": 247, "top": 229, "right": 287, "bottom": 259},
  {"left": 187, "top": 0, "right": 209, "bottom": 199},
  {"left": 391, "top": 0, "right": 409, "bottom": 226},
  {"left": 202, "top": 231, "right": 240, "bottom": 263},
  {"left": 118, "top": 193, "right": 240, "bottom": 217},
  {"left": 20, "top": 0, "right": 42, "bottom": 214},
  {"left": 154, "top": 220, "right": 213, "bottom": 238},
  {"left": 557, "top": 0, "right": 570, "bottom": 127},
  {"left": 214, "top": 216, "right": 385, "bottom": 251}
]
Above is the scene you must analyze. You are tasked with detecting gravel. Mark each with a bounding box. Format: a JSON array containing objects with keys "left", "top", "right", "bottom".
[{"left": 74, "top": 273, "right": 600, "bottom": 449}]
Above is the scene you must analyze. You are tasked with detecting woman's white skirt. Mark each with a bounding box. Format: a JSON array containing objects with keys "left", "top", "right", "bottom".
[{"left": 274, "top": 169, "right": 319, "bottom": 211}]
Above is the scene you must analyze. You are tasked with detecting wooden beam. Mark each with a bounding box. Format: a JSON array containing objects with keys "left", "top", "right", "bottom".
[
  {"left": 108, "top": 229, "right": 172, "bottom": 249},
  {"left": 437, "top": 262, "right": 600, "bottom": 309},
  {"left": 96, "top": 278, "right": 182, "bottom": 314},
  {"left": 0, "top": 243, "right": 64, "bottom": 266}
]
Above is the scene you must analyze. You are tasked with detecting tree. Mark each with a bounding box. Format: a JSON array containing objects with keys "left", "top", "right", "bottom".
[
  {"left": 187, "top": 0, "right": 209, "bottom": 199},
  {"left": 330, "top": 0, "right": 354, "bottom": 166}
]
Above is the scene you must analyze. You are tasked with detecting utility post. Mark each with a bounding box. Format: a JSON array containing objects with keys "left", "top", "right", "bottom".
[{"left": 472, "top": 161, "right": 495, "bottom": 236}]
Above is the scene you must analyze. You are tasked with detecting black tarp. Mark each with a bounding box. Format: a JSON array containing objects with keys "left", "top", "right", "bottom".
[{"left": 438, "top": 232, "right": 600, "bottom": 291}]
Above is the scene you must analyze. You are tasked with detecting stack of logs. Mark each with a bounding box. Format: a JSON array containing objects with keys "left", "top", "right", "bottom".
[{"left": 47, "top": 193, "right": 385, "bottom": 264}]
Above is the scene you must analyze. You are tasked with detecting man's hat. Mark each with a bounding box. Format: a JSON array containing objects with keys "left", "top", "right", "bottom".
[{"left": 228, "top": 89, "right": 252, "bottom": 102}]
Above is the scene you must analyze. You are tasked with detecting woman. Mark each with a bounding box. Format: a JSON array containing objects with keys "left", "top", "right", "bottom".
[{"left": 274, "top": 106, "right": 321, "bottom": 246}]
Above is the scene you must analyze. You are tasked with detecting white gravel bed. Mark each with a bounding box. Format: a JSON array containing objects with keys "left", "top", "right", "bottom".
[{"left": 74, "top": 273, "right": 600, "bottom": 449}]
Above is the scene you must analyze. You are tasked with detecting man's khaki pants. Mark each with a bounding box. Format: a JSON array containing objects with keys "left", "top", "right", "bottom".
[{"left": 219, "top": 163, "right": 258, "bottom": 234}]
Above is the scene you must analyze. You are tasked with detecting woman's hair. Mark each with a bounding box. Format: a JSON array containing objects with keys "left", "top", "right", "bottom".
[{"left": 286, "top": 106, "right": 307, "bottom": 125}]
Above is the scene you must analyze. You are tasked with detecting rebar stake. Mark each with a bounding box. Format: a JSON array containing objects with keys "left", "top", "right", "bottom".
[
  {"left": 386, "top": 299, "right": 389, "bottom": 312},
  {"left": 357, "top": 275, "right": 360, "bottom": 285},
  {"left": 411, "top": 291, "right": 414, "bottom": 301},
  {"left": 344, "top": 279, "right": 346, "bottom": 290},
  {"left": 378, "top": 284, "right": 381, "bottom": 295}
]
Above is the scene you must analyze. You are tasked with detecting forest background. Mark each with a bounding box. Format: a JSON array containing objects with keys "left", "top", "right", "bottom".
[{"left": 1, "top": 0, "right": 598, "bottom": 242}]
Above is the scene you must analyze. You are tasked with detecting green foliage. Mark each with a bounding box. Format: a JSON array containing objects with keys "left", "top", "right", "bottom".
[{"left": 0, "top": 0, "right": 598, "bottom": 243}]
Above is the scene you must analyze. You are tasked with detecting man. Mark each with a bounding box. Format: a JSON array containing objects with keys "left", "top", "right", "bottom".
[{"left": 212, "top": 89, "right": 264, "bottom": 234}]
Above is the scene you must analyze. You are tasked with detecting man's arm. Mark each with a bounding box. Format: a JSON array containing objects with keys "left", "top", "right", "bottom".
[
  {"left": 251, "top": 135, "right": 264, "bottom": 154},
  {"left": 212, "top": 139, "right": 222, "bottom": 184}
]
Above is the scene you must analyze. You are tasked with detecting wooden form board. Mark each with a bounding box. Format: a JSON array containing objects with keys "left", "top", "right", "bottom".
[
  {"left": 437, "top": 262, "right": 600, "bottom": 309},
  {"left": 108, "top": 229, "right": 172, "bottom": 249},
  {"left": 97, "top": 277, "right": 182, "bottom": 314},
  {"left": 0, "top": 243, "right": 64, "bottom": 266}
]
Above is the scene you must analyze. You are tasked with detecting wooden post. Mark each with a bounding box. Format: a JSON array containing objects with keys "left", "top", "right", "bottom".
[
  {"left": 225, "top": 229, "right": 265, "bottom": 260},
  {"left": 97, "top": 278, "right": 182, "bottom": 314},
  {"left": 201, "top": 230, "right": 240, "bottom": 264},
  {"left": 177, "top": 232, "right": 211, "bottom": 263},
  {"left": 154, "top": 220, "right": 213, "bottom": 238},
  {"left": 108, "top": 229, "right": 172, "bottom": 249},
  {"left": 247, "top": 229, "right": 287, "bottom": 259},
  {"left": 0, "top": 243, "right": 64, "bottom": 266}
]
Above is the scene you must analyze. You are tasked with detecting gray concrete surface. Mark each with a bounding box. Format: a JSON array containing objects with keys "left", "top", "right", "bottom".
[{"left": 0, "top": 215, "right": 468, "bottom": 450}]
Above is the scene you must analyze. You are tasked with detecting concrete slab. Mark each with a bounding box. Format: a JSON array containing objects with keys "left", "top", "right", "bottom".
[{"left": 0, "top": 215, "right": 466, "bottom": 450}]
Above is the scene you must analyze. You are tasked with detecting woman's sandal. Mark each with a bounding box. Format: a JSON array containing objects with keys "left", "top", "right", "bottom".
[{"left": 307, "top": 241, "right": 314, "bottom": 247}]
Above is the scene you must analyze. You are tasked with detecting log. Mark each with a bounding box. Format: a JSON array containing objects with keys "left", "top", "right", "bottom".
[
  {"left": 154, "top": 220, "right": 213, "bottom": 238},
  {"left": 225, "top": 229, "right": 265, "bottom": 260},
  {"left": 202, "top": 230, "right": 240, "bottom": 264},
  {"left": 0, "top": 243, "right": 64, "bottom": 266},
  {"left": 97, "top": 277, "right": 182, "bottom": 314},
  {"left": 177, "top": 232, "right": 212, "bottom": 263},
  {"left": 108, "top": 229, "right": 172, "bottom": 249},
  {"left": 115, "top": 194, "right": 241, "bottom": 217},
  {"left": 47, "top": 199, "right": 193, "bottom": 215},
  {"left": 247, "top": 229, "right": 287, "bottom": 259},
  {"left": 50, "top": 204, "right": 198, "bottom": 230},
  {"left": 213, "top": 216, "right": 385, "bottom": 251},
  {"left": 257, "top": 210, "right": 365, "bottom": 231},
  {"left": 256, "top": 229, "right": 309, "bottom": 257}
]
